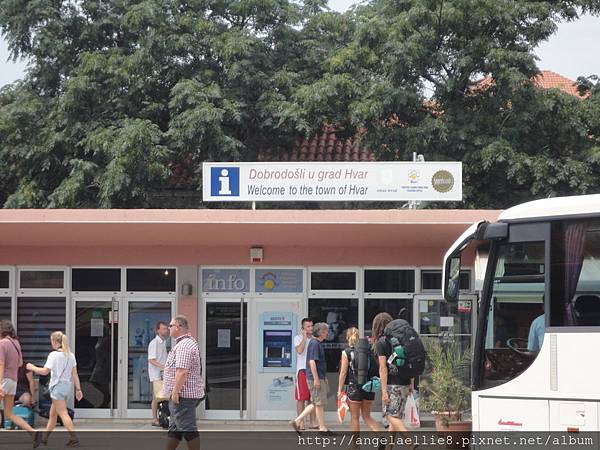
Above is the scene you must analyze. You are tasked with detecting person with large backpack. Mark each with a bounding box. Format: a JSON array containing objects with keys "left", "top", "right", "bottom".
[
  {"left": 372, "top": 312, "right": 425, "bottom": 433},
  {"left": 337, "top": 327, "right": 380, "bottom": 433}
]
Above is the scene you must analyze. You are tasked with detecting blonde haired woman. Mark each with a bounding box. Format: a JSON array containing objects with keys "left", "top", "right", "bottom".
[
  {"left": 27, "top": 331, "right": 82, "bottom": 447},
  {"left": 337, "top": 327, "right": 380, "bottom": 433}
]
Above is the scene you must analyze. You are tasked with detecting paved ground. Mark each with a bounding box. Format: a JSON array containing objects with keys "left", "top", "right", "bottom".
[{"left": 69, "top": 418, "right": 435, "bottom": 431}]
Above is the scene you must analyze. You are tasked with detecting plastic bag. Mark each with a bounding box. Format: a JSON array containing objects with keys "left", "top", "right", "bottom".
[
  {"left": 404, "top": 393, "right": 420, "bottom": 428},
  {"left": 337, "top": 392, "right": 349, "bottom": 423}
]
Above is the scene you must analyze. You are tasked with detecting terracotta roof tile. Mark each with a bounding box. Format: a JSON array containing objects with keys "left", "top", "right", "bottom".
[
  {"left": 259, "top": 128, "right": 376, "bottom": 163},
  {"left": 474, "top": 70, "right": 590, "bottom": 99},
  {"left": 534, "top": 70, "right": 590, "bottom": 98}
]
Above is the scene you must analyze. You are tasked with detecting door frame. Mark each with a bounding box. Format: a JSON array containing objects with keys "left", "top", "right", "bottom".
[
  {"left": 200, "top": 297, "right": 250, "bottom": 420},
  {"left": 121, "top": 296, "right": 176, "bottom": 419},
  {"left": 72, "top": 295, "right": 176, "bottom": 419},
  {"left": 71, "top": 296, "right": 119, "bottom": 419}
]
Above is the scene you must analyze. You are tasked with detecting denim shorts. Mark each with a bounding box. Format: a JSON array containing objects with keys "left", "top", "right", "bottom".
[
  {"left": 49, "top": 381, "right": 72, "bottom": 400},
  {"left": 1, "top": 378, "right": 17, "bottom": 396}
]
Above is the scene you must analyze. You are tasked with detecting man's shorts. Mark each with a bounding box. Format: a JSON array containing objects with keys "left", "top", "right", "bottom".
[
  {"left": 308, "top": 379, "right": 328, "bottom": 406},
  {"left": 153, "top": 380, "right": 168, "bottom": 401},
  {"left": 1, "top": 378, "right": 17, "bottom": 396},
  {"left": 346, "top": 383, "right": 376, "bottom": 402},
  {"left": 295, "top": 370, "right": 310, "bottom": 401},
  {"left": 49, "top": 381, "right": 72, "bottom": 400},
  {"left": 382, "top": 385, "right": 410, "bottom": 419},
  {"left": 168, "top": 398, "right": 202, "bottom": 441}
]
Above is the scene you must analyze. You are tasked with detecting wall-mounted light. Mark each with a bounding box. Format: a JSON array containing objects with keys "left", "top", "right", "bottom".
[
  {"left": 181, "top": 283, "right": 193, "bottom": 296},
  {"left": 250, "top": 247, "right": 264, "bottom": 263}
]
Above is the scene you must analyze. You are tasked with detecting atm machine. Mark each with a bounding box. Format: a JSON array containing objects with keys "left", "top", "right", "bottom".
[{"left": 255, "top": 310, "right": 298, "bottom": 419}]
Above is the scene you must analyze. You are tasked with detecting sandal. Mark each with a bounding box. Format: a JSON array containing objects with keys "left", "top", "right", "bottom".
[
  {"left": 66, "top": 439, "right": 80, "bottom": 448},
  {"left": 289, "top": 420, "right": 302, "bottom": 435}
]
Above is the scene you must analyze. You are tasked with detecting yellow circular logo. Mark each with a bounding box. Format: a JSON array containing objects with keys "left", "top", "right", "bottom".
[
  {"left": 431, "top": 170, "right": 454, "bottom": 193},
  {"left": 264, "top": 279, "right": 275, "bottom": 290}
]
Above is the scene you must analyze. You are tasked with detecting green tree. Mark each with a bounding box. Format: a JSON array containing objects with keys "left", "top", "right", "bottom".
[
  {"left": 281, "top": 0, "right": 600, "bottom": 208},
  {"left": 0, "top": 0, "right": 337, "bottom": 207}
]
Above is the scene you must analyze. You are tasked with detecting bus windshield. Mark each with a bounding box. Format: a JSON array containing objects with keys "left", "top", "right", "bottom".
[{"left": 479, "top": 220, "right": 600, "bottom": 389}]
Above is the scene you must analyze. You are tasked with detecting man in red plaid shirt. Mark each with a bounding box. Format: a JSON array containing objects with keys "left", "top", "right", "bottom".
[{"left": 164, "top": 315, "right": 205, "bottom": 450}]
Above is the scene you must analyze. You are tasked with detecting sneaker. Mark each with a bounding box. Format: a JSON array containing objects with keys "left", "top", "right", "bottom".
[{"left": 32, "top": 431, "right": 43, "bottom": 449}]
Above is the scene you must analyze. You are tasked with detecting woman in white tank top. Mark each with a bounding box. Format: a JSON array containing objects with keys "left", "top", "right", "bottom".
[{"left": 27, "top": 331, "right": 83, "bottom": 447}]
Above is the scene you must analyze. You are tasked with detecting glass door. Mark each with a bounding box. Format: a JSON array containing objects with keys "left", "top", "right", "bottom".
[
  {"left": 415, "top": 294, "right": 477, "bottom": 383},
  {"left": 74, "top": 299, "right": 119, "bottom": 418},
  {"left": 203, "top": 299, "right": 247, "bottom": 419},
  {"left": 123, "top": 299, "right": 174, "bottom": 418}
]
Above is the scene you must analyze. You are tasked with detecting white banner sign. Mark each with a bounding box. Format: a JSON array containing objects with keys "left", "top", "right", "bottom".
[{"left": 202, "top": 162, "right": 462, "bottom": 202}]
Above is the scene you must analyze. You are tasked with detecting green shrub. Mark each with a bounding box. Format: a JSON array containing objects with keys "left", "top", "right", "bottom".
[{"left": 419, "top": 337, "right": 471, "bottom": 425}]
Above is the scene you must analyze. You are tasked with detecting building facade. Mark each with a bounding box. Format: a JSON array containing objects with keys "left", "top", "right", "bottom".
[{"left": 0, "top": 208, "right": 499, "bottom": 420}]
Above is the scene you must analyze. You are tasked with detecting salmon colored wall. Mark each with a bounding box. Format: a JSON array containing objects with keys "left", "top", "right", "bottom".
[
  {"left": 177, "top": 296, "right": 198, "bottom": 338},
  {"left": 0, "top": 244, "right": 475, "bottom": 266}
]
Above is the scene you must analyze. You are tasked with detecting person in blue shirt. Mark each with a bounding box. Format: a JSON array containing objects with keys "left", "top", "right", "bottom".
[
  {"left": 527, "top": 312, "right": 545, "bottom": 351},
  {"left": 290, "top": 322, "right": 330, "bottom": 433}
]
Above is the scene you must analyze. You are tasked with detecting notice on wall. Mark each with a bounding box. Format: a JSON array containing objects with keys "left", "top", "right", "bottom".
[
  {"left": 440, "top": 316, "right": 454, "bottom": 328},
  {"left": 267, "top": 376, "right": 294, "bottom": 404},
  {"left": 91, "top": 318, "right": 104, "bottom": 337},
  {"left": 217, "top": 329, "right": 231, "bottom": 348},
  {"left": 419, "top": 301, "right": 429, "bottom": 313},
  {"left": 203, "top": 162, "right": 462, "bottom": 202}
]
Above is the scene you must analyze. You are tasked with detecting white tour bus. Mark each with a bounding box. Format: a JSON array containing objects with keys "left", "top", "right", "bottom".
[{"left": 443, "top": 194, "right": 600, "bottom": 431}]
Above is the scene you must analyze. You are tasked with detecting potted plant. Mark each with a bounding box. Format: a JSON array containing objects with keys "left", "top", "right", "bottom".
[{"left": 419, "top": 337, "right": 472, "bottom": 443}]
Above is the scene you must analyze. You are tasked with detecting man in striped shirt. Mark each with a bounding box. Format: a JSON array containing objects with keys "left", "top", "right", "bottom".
[{"left": 164, "top": 315, "right": 205, "bottom": 450}]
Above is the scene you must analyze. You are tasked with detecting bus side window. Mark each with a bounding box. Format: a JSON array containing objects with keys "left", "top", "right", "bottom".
[{"left": 573, "top": 295, "right": 600, "bottom": 326}]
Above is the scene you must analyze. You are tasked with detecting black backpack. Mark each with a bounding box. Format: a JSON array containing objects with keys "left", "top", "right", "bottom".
[
  {"left": 158, "top": 400, "right": 170, "bottom": 429},
  {"left": 382, "top": 319, "right": 426, "bottom": 379}
]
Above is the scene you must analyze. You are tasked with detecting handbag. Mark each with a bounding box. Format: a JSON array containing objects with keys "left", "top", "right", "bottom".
[
  {"left": 40, "top": 383, "right": 51, "bottom": 401},
  {"left": 362, "top": 376, "right": 381, "bottom": 393},
  {"left": 39, "top": 352, "right": 70, "bottom": 401}
]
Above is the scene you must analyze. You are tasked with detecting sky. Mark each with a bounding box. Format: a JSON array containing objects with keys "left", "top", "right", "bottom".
[{"left": 1, "top": 3, "right": 600, "bottom": 88}]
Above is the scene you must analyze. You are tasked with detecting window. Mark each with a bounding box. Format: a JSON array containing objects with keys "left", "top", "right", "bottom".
[
  {"left": 480, "top": 242, "right": 545, "bottom": 389},
  {"left": 19, "top": 270, "right": 64, "bottom": 289},
  {"left": 364, "top": 299, "right": 412, "bottom": 336},
  {"left": 17, "top": 297, "right": 66, "bottom": 365},
  {"left": 0, "top": 271, "right": 9, "bottom": 289},
  {"left": 0, "top": 297, "right": 10, "bottom": 321},
  {"left": 126, "top": 269, "right": 176, "bottom": 292},
  {"left": 72, "top": 269, "right": 121, "bottom": 292},
  {"left": 551, "top": 221, "right": 600, "bottom": 327},
  {"left": 421, "top": 270, "right": 471, "bottom": 291},
  {"left": 364, "top": 270, "right": 414, "bottom": 293},
  {"left": 310, "top": 272, "right": 356, "bottom": 291}
]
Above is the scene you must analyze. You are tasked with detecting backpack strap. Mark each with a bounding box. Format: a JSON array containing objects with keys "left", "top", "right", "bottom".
[{"left": 345, "top": 347, "right": 356, "bottom": 375}]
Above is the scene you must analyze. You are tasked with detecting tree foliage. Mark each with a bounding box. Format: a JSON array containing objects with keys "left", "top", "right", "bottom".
[
  {"left": 0, "top": 0, "right": 332, "bottom": 207},
  {"left": 1, "top": 0, "right": 600, "bottom": 208},
  {"left": 281, "top": 0, "right": 600, "bottom": 208}
]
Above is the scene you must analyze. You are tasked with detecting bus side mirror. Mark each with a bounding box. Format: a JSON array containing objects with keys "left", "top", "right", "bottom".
[{"left": 444, "top": 256, "right": 461, "bottom": 303}]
